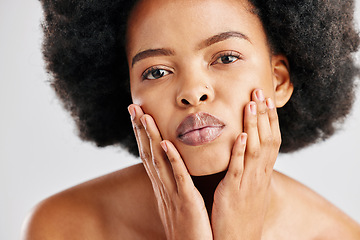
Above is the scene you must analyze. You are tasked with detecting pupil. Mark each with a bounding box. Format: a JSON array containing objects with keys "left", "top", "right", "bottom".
[
  {"left": 153, "top": 69, "right": 164, "bottom": 78},
  {"left": 222, "top": 56, "right": 232, "bottom": 63}
]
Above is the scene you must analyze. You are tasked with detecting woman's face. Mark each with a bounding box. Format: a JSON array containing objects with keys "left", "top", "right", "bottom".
[{"left": 127, "top": 0, "right": 282, "bottom": 175}]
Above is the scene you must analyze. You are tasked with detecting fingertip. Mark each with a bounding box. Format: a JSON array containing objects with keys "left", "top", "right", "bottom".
[
  {"left": 249, "top": 101, "right": 257, "bottom": 115},
  {"left": 161, "top": 140, "right": 177, "bottom": 155},
  {"left": 266, "top": 98, "right": 279, "bottom": 120},
  {"left": 251, "top": 88, "right": 261, "bottom": 100},
  {"left": 266, "top": 97, "right": 275, "bottom": 110},
  {"left": 160, "top": 140, "right": 168, "bottom": 153},
  {"left": 127, "top": 105, "right": 136, "bottom": 121},
  {"left": 255, "top": 89, "right": 265, "bottom": 102},
  {"left": 240, "top": 133, "right": 247, "bottom": 145}
]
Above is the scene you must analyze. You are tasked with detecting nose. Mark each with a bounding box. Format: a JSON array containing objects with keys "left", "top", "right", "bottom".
[{"left": 176, "top": 75, "right": 214, "bottom": 107}]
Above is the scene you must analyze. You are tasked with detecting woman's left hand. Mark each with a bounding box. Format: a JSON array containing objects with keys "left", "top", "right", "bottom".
[{"left": 211, "top": 89, "right": 281, "bottom": 240}]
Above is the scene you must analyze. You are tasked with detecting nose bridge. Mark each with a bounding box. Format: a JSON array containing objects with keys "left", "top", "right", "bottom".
[{"left": 176, "top": 66, "right": 214, "bottom": 107}]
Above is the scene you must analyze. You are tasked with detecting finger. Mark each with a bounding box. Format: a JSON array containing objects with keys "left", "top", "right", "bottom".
[
  {"left": 265, "top": 98, "right": 281, "bottom": 168},
  {"left": 242, "top": 100, "right": 266, "bottom": 184},
  {"left": 160, "top": 140, "right": 194, "bottom": 196},
  {"left": 266, "top": 98, "right": 281, "bottom": 147},
  {"left": 128, "top": 104, "right": 157, "bottom": 181},
  {"left": 140, "top": 114, "right": 176, "bottom": 192},
  {"left": 128, "top": 105, "right": 150, "bottom": 161},
  {"left": 252, "top": 89, "right": 272, "bottom": 143},
  {"left": 243, "top": 101, "right": 260, "bottom": 157},
  {"left": 222, "top": 133, "right": 247, "bottom": 188}
]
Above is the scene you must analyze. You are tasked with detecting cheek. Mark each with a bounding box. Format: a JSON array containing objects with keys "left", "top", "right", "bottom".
[
  {"left": 247, "top": 54, "right": 275, "bottom": 94},
  {"left": 228, "top": 59, "right": 274, "bottom": 98},
  {"left": 133, "top": 89, "right": 176, "bottom": 139}
]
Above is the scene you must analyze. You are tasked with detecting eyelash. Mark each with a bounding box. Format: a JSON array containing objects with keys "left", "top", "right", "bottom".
[
  {"left": 141, "top": 66, "right": 172, "bottom": 80},
  {"left": 141, "top": 51, "right": 242, "bottom": 80},
  {"left": 211, "top": 51, "right": 242, "bottom": 65}
]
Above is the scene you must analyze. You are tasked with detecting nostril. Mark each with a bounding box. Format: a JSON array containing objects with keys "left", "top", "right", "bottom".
[
  {"left": 180, "top": 94, "right": 208, "bottom": 105},
  {"left": 181, "top": 99, "right": 190, "bottom": 105},
  {"left": 200, "top": 94, "right": 208, "bottom": 101}
]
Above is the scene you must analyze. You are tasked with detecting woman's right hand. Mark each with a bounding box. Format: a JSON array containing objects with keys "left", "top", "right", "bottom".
[{"left": 128, "top": 104, "right": 213, "bottom": 240}]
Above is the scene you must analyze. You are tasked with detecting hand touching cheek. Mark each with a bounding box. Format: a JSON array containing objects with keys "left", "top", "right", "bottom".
[
  {"left": 128, "top": 104, "right": 213, "bottom": 240},
  {"left": 211, "top": 89, "right": 281, "bottom": 240}
]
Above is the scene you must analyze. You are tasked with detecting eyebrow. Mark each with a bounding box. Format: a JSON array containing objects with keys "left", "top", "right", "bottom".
[
  {"left": 131, "top": 48, "right": 175, "bottom": 67},
  {"left": 197, "top": 31, "right": 251, "bottom": 50},
  {"left": 131, "top": 31, "right": 250, "bottom": 67}
]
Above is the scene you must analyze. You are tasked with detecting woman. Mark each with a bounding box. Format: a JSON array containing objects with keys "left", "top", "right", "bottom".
[{"left": 23, "top": 0, "right": 360, "bottom": 239}]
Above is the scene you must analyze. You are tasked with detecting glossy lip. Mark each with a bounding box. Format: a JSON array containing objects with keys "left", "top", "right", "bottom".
[{"left": 176, "top": 112, "right": 225, "bottom": 146}]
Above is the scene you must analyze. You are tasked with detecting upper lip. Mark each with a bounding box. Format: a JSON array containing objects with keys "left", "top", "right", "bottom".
[{"left": 176, "top": 112, "right": 225, "bottom": 138}]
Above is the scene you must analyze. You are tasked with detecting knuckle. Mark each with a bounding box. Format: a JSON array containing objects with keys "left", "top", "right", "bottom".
[
  {"left": 231, "top": 169, "right": 243, "bottom": 178},
  {"left": 175, "top": 173, "right": 185, "bottom": 183},
  {"left": 233, "top": 146, "right": 245, "bottom": 158},
  {"left": 273, "top": 138, "right": 281, "bottom": 148},
  {"left": 152, "top": 157, "right": 161, "bottom": 168},
  {"left": 133, "top": 122, "right": 143, "bottom": 132},
  {"left": 258, "top": 108, "right": 268, "bottom": 115},
  {"left": 235, "top": 150, "right": 245, "bottom": 158},
  {"left": 178, "top": 204, "right": 188, "bottom": 214},
  {"left": 168, "top": 155, "right": 177, "bottom": 164},
  {"left": 263, "top": 135, "right": 274, "bottom": 145},
  {"left": 262, "top": 135, "right": 281, "bottom": 149},
  {"left": 248, "top": 120, "right": 257, "bottom": 128},
  {"left": 140, "top": 150, "right": 152, "bottom": 161},
  {"left": 249, "top": 148, "right": 260, "bottom": 158},
  {"left": 264, "top": 164, "right": 273, "bottom": 175}
]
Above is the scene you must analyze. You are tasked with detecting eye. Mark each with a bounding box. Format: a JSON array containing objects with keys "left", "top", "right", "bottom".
[
  {"left": 212, "top": 51, "right": 241, "bottom": 65},
  {"left": 217, "top": 55, "right": 238, "bottom": 64},
  {"left": 142, "top": 67, "right": 171, "bottom": 80}
]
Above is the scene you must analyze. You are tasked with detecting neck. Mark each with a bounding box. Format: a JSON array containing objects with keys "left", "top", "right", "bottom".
[{"left": 191, "top": 170, "right": 227, "bottom": 217}]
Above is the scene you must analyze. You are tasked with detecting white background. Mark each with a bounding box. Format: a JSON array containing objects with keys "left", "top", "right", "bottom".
[{"left": 0, "top": 1, "right": 359, "bottom": 239}]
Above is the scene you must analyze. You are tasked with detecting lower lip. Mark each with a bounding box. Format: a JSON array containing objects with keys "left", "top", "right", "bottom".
[{"left": 178, "top": 126, "right": 225, "bottom": 146}]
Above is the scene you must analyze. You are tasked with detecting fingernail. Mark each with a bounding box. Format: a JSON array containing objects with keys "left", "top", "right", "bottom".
[
  {"left": 256, "top": 89, "right": 265, "bottom": 101},
  {"left": 160, "top": 141, "right": 168, "bottom": 153},
  {"left": 240, "top": 133, "right": 247, "bottom": 145},
  {"left": 250, "top": 102, "right": 257, "bottom": 115},
  {"left": 128, "top": 106, "right": 135, "bottom": 121},
  {"left": 266, "top": 98, "right": 275, "bottom": 109},
  {"left": 140, "top": 116, "right": 147, "bottom": 129}
]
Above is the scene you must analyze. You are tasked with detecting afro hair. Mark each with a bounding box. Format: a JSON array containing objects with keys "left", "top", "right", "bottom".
[{"left": 40, "top": 0, "right": 360, "bottom": 157}]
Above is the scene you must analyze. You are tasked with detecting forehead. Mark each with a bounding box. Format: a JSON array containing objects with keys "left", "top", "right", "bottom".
[{"left": 126, "top": 0, "right": 266, "bottom": 57}]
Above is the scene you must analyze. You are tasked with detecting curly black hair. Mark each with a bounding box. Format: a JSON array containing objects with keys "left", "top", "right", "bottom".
[{"left": 39, "top": 0, "right": 360, "bottom": 157}]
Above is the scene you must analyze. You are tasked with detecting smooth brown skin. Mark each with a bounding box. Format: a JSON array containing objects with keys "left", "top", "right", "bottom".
[{"left": 22, "top": 0, "right": 360, "bottom": 239}]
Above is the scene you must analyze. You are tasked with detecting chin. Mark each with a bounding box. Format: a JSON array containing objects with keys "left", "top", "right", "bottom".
[{"left": 180, "top": 143, "right": 232, "bottom": 176}]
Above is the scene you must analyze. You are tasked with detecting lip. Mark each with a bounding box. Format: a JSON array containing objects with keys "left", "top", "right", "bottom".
[{"left": 176, "top": 112, "right": 225, "bottom": 146}]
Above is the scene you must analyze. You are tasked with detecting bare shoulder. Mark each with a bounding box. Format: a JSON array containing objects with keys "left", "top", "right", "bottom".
[
  {"left": 21, "top": 163, "right": 161, "bottom": 240},
  {"left": 270, "top": 171, "right": 360, "bottom": 240}
]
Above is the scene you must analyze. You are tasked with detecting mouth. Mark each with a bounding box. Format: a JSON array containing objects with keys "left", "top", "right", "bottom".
[{"left": 176, "top": 112, "right": 225, "bottom": 146}]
